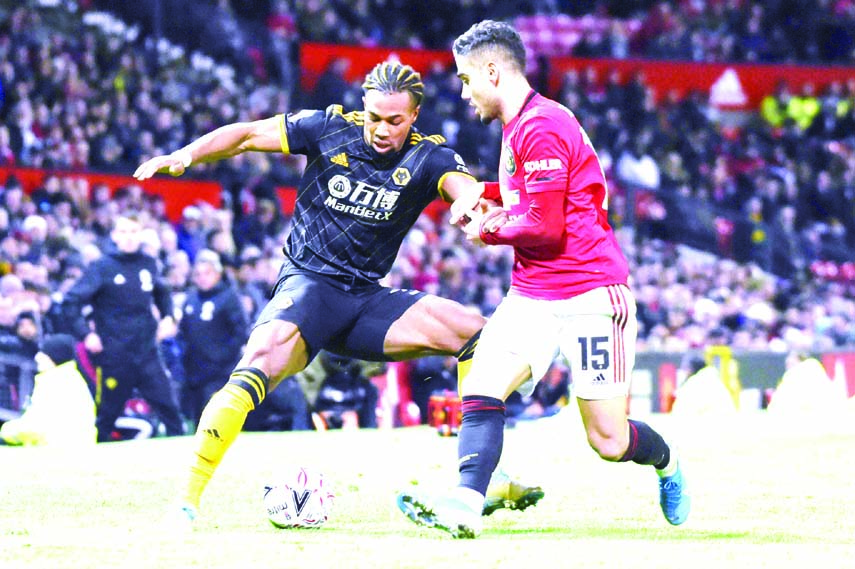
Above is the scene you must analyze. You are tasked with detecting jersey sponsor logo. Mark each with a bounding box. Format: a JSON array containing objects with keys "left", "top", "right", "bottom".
[
  {"left": 325, "top": 175, "right": 401, "bottom": 220},
  {"left": 503, "top": 144, "right": 516, "bottom": 175},
  {"left": 328, "top": 174, "right": 352, "bottom": 198},
  {"left": 330, "top": 152, "right": 349, "bottom": 168},
  {"left": 324, "top": 197, "right": 394, "bottom": 220},
  {"left": 392, "top": 167, "right": 411, "bottom": 186},
  {"left": 524, "top": 158, "right": 562, "bottom": 173}
]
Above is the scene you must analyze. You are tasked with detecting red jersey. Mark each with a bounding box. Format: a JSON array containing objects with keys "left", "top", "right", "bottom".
[{"left": 482, "top": 91, "right": 629, "bottom": 300}]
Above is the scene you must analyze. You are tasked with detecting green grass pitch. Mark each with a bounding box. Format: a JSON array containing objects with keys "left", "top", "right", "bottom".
[{"left": 2, "top": 409, "right": 853, "bottom": 568}]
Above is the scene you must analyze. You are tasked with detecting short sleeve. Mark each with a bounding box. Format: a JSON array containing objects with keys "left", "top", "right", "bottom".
[
  {"left": 283, "top": 108, "right": 328, "bottom": 156},
  {"left": 424, "top": 146, "right": 474, "bottom": 199},
  {"left": 516, "top": 112, "right": 572, "bottom": 194}
]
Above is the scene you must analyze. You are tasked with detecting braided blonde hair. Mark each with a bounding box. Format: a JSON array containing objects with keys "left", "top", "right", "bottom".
[{"left": 362, "top": 61, "right": 424, "bottom": 108}]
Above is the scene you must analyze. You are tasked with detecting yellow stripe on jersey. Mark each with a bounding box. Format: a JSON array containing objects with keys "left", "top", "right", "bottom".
[
  {"left": 278, "top": 114, "right": 290, "bottom": 155},
  {"left": 437, "top": 171, "right": 477, "bottom": 202},
  {"left": 342, "top": 110, "right": 364, "bottom": 125},
  {"left": 409, "top": 132, "right": 447, "bottom": 146}
]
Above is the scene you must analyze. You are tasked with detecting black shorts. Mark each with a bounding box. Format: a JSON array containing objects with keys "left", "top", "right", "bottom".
[{"left": 254, "top": 264, "right": 426, "bottom": 362}]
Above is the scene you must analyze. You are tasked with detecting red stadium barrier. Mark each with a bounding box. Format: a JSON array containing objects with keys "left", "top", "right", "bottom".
[
  {"left": 298, "top": 42, "right": 453, "bottom": 92},
  {"left": 299, "top": 43, "right": 855, "bottom": 110},
  {"left": 0, "top": 166, "right": 222, "bottom": 223}
]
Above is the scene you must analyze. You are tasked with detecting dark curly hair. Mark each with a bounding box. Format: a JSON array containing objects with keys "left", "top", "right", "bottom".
[{"left": 453, "top": 20, "right": 527, "bottom": 73}]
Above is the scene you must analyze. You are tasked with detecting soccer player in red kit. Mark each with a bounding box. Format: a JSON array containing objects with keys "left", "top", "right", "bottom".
[{"left": 397, "top": 20, "right": 690, "bottom": 538}]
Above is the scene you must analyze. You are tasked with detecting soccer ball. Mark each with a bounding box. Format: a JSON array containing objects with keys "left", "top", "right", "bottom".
[{"left": 263, "top": 466, "right": 335, "bottom": 529}]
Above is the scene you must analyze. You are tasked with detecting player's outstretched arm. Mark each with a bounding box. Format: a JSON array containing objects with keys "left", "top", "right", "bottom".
[{"left": 133, "top": 116, "right": 285, "bottom": 180}]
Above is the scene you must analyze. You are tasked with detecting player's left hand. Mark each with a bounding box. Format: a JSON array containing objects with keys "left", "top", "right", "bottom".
[{"left": 480, "top": 206, "right": 508, "bottom": 233}]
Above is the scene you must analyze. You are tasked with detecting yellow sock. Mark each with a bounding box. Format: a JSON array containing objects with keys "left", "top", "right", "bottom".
[
  {"left": 182, "top": 368, "right": 268, "bottom": 509},
  {"left": 456, "top": 330, "right": 481, "bottom": 393}
]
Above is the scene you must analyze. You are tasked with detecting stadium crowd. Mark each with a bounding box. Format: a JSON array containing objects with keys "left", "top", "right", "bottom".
[
  {"left": 0, "top": 1, "right": 854, "bottom": 432},
  {"left": 95, "top": 0, "right": 855, "bottom": 64}
]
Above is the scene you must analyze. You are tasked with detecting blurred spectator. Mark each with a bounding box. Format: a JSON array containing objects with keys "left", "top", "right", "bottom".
[
  {"left": 244, "top": 375, "right": 312, "bottom": 431},
  {"left": 407, "top": 355, "right": 458, "bottom": 424},
  {"left": 767, "top": 350, "right": 847, "bottom": 418},
  {"left": 616, "top": 133, "right": 661, "bottom": 190},
  {"left": 507, "top": 362, "right": 571, "bottom": 422},
  {"left": 178, "top": 249, "right": 249, "bottom": 428},
  {"left": 0, "top": 311, "right": 41, "bottom": 361},
  {"left": 62, "top": 211, "right": 185, "bottom": 441},
  {"left": 670, "top": 353, "right": 737, "bottom": 418},
  {"left": 176, "top": 205, "right": 207, "bottom": 262},
  {"left": 310, "top": 352, "right": 381, "bottom": 430},
  {"left": 233, "top": 245, "right": 268, "bottom": 321},
  {"left": 0, "top": 125, "right": 16, "bottom": 167},
  {"left": 234, "top": 197, "right": 286, "bottom": 252},
  {"left": 312, "top": 57, "right": 352, "bottom": 110}
]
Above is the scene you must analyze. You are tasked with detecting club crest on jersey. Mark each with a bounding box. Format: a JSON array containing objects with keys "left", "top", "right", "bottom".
[
  {"left": 503, "top": 144, "right": 516, "bottom": 175},
  {"left": 392, "top": 167, "right": 411, "bottom": 186},
  {"left": 139, "top": 269, "right": 153, "bottom": 292},
  {"left": 326, "top": 174, "right": 399, "bottom": 221},
  {"left": 200, "top": 301, "right": 215, "bottom": 321}
]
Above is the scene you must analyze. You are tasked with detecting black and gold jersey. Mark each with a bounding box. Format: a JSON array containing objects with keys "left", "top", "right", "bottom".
[{"left": 279, "top": 105, "right": 473, "bottom": 283}]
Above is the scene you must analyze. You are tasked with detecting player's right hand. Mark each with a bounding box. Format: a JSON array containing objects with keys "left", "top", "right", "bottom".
[
  {"left": 133, "top": 153, "right": 188, "bottom": 180},
  {"left": 449, "top": 182, "right": 487, "bottom": 226}
]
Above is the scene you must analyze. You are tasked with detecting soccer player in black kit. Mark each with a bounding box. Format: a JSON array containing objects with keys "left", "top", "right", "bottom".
[
  {"left": 134, "top": 61, "right": 543, "bottom": 527},
  {"left": 64, "top": 211, "right": 185, "bottom": 441}
]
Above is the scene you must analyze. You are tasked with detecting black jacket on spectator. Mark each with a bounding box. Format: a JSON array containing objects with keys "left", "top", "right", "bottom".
[
  {"left": 178, "top": 279, "right": 248, "bottom": 385},
  {"left": 63, "top": 249, "right": 173, "bottom": 359}
]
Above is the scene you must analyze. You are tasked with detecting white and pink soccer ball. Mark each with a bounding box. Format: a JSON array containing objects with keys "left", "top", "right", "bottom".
[{"left": 263, "top": 466, "right": 335, "bottom": 529}]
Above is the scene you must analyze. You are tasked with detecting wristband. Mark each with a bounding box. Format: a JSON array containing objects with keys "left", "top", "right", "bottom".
[{"left": 174, "top": 149, "right": 193, "bottom": 168}]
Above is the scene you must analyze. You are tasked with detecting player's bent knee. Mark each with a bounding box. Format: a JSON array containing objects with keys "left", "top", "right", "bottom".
[{"left": 586, "top": 432, "right": 628, "bottom": 461}]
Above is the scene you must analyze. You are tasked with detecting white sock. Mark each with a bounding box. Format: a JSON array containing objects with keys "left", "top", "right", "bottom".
[
  {"left": 451, "top": 486, "right": 485, "bottom": 513},
  {"left": 656, "top": 454, "right": 679, "bottom": 478}
]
